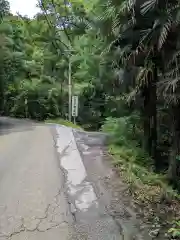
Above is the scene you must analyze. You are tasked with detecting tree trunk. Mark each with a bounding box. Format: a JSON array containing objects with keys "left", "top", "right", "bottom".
[
  {"left": 150, "top": 66, "right": 158, "bottom": 169},
  {"left": 168, "top": 103, "right": 180, "bottom": 184},
  {"left": 141, "top": 90, "right": 151, "bottom": 154},
  {"left": 141, "top": 67, "right": 157, "bottom": 168}
]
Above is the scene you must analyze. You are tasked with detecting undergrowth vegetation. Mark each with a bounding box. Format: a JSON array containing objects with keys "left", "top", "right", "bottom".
[
  {"left": 102, "top": 116, "right": 180, "bottom": 237},
  {"left": 102, "top": 116, "right": 177, "bottom": 197}
]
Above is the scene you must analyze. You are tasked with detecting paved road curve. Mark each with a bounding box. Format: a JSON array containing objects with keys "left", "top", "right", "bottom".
[{"left": 0, "top": 117, "right": 141, "bottom": 240}]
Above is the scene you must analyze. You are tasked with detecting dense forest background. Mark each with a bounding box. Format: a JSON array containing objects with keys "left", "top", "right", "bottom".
[{"left": 1, "top": 0, "right": 180, "bottom": 192}]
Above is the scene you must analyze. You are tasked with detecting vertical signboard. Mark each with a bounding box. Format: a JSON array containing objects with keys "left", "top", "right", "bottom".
[{"left": 72, "top": 96, "right": 79, "bottom": 117}]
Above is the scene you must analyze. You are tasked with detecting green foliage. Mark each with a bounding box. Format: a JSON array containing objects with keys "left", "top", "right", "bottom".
[
  {"left": 102, "top": 114, "right": 141, "bottom": 143},
  {"left": 3, "top": 79, "right": 68, "bottom": 120},
  {"left": 45, "top": 118, "right": 82, "bottom": 129},
  {"left": 77, "top": 84, "right": 105, "bottom": 130},
  {"left": 102, "top": 117, "right": 179, "bottom": 213},
  {"left": 102, "top": 116, "right": 151, "bottom": 167},
  {"left": 0, "top": 0, "right": 9, "bottom": 20},
  {"left": 108, "top": 143, "right": 163, "bottom": 185},
  {"left": 168, "top": 221, "right": 180, "bottom": 238}
]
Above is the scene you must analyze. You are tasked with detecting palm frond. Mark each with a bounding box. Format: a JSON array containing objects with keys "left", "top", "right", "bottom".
[
  {"left": 141, "top": 0, "right": 158, "bottom": 15},
  {"left": 112, "top": 17, "right": 121, "bottom": 35},
  {"left": 135, "top": 67, "right": 149, "bottom": 86},
  {"left": 127, "top": 0, "right": 136, "bottom": 10},
  {"left": 99, "top": 4, "right": 116, "bottom": 22},
  {"left": 158, "top": 19, "right": 172, "bottom": 50},
  {"left": 159, "top": 77, "right": 179, "bottom": 93},
  {"left": 119, "top": 1, "right": 128, "bottom": 14},
  {"left": 167, "top": 50, "right": 180, "bottom": 67},
  {"left": 127, "top": 86, "right": 139, "bottom": 102},
  {"left": 164, "top": 65, "right": 180, "bottom": 79}
]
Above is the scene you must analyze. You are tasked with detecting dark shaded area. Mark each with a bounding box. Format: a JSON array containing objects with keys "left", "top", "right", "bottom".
[{"left": 0, "top": 117, "right": 36, "bottom": 136}]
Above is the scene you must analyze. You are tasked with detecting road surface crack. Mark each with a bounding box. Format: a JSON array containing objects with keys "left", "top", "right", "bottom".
[
  {"left": 58, "top": 140, "right": 73, "bottom": 159},
  {"left": 0, "top": 190, "right": 68, "bottom": 239}
]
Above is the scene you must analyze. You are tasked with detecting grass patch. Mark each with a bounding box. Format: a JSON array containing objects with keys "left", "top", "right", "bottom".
[
  {"left": 108, "top": 144, "right": 180, "bottom": 238},
  {"left": 45, "top": 118, "right": 82, "bottom": 129},
  {"left": 108, "top": 143, "right": 179, "bottom": 211}
]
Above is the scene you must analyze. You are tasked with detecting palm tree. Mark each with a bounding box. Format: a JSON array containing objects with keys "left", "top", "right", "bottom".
[
  {"left": 96, "top": 0, "right": 158, "bottom": 165},
  {"left": 97, "top": 0, "right": 180, "bottom": 176},
  {"left": 140, "top": 0, "right": 180, "bottom": 182}
]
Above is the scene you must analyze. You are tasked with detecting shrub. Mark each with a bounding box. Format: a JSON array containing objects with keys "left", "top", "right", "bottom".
[{"left": 102, "top": 115, "right": 152, "bottom": 168}]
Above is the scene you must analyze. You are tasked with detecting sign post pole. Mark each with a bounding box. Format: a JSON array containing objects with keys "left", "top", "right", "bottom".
[{"left": 68, "top": 60, "right": 72, "bottom": 122}]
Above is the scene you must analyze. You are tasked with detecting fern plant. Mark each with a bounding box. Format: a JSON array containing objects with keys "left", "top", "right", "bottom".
[{"left": 168, "top": 221, "right": 180, "bottom": 238}]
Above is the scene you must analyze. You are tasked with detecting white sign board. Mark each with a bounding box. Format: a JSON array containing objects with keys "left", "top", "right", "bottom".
[{"left": 72, "top": 96, "right": 79, "bottom": 117}]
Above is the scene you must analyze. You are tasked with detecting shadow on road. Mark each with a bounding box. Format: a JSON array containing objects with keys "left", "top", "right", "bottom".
[{"left": 0, "top": 117, "right": 36, "bottom": 136}]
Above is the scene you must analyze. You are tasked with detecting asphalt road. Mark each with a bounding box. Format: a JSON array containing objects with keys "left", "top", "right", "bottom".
[
  {"left": 0, "top": 117, "right": 142, "bottom": 240},
  {"left": 0, "top": 118, "right": 73, "bottom": 240}
]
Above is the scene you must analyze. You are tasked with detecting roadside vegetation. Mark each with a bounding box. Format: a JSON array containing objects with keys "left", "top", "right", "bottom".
[
  {"left": 102, "top": 117, "right": 180, "bottom": 237},
  {"left": 1, "top": 0, "right": 180, "bottom": 236},
  {"left": 45, "top": 118, "right": 81, "bottom": 129}
]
